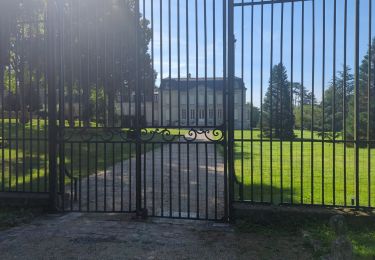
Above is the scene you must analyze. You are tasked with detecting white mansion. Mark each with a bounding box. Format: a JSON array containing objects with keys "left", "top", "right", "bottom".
[{"left": 121, "top": 77, "right": 249, "bottom": 129}]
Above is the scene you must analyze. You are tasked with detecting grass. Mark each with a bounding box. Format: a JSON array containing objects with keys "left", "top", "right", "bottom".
[
  {"left": 1, "top": 119, "right": 374, "bottom": 207},
  {"left": 236, "top": 214, "right": 375, "bottom": 258},
  {"left": 0, "top": 119, "right": 187, "bottom": 192},
  {"left": 233, "top": 130, "right": 375, "bottom": 207}
]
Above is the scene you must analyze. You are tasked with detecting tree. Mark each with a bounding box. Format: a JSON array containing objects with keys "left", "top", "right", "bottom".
[
  {"left": 263, "top": 63, "right": 295, "bottom": 139},
  {"left": 245, "top": 103, "right": 260, "bottom": 128},
  {"left": 292, "top": 82, "right": 316, "bottom": 107},
  {"left": 294, "top": 104, "right": 322, "bottom": 131},
  {"left": 321, "top": 66, "right": 354, "bottom": 133},
  {"left": 0, "top": 0, "right": 45, "bottom": 124},
  {"left": 60, "top": 0, "right": 155, "bottom": 127},
  {"left": 347, "top": 38, "right": 375, "bottom": 144}
]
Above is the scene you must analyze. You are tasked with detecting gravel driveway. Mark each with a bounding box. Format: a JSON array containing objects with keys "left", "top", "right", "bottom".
[{"left": 0, "top": 213, "right": 312, "bottom": 260}]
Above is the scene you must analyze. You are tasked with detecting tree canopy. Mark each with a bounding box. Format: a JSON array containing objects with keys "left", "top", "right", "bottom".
[
  {"left": 262, "top": 63, "right": 295, "bottom": 139},
  {"left": 0, "top": 0, "right": 155, "bottom": 127}
]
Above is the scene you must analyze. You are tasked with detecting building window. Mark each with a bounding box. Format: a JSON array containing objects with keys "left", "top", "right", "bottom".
[
  {"left": 182, "top": 109, "right": 187, "bottom": 120},
  {"left": 209, "top": 109, "right": 214, "bottom": 119},
  {"left": 218, "top": 109, "right": 222, "bottom": 120},
  {"left": 199, "top": 109, "right": 205, "bottom": 119},
  {"left": 190, "top": 109, "right": 195, "bottom": 120},
  {"left": 154, "top": 93, "right": 158, "bottom": 102}
]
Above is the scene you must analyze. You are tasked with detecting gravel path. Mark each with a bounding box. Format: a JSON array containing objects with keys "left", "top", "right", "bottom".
[
  {"left": 65, "top": 133, "right": 225, "bottom": 220},
  {"left": 0, "top": 213, "right": 312, "bottom": 260}
]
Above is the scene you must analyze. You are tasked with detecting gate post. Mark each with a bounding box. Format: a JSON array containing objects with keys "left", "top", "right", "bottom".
[
  {"left": 227, "top": 0, "right": 236, "bottom": 222},
  {"left": 46, "top": 0, "right": 58, "bottom": 211}
]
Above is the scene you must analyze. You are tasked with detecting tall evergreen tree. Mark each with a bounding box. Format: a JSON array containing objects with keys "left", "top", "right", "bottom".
[
  {"left": 322, "top": 66, "right": 354, "bottom": 133},
  {"left": 263, "top": 63, "right": 295, "bottom": 139},
  {"left": 292, "top": 82, "right": 316, "bottom": 107},
  {"left": 347, "top": 38, "right": 375, "bottom": 144}
]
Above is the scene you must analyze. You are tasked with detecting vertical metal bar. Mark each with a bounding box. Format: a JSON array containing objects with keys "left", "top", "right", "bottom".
[
  {"left": 151, "top": 0, "right": 155, "bottom": 215},
  {"left": 204, "top": 0, "right": 208, "bottom": 127},
  {"left": 21, "top": 24, "right": 26, "bottom": 192},
  {"left": 0, "top": 12, "right": 4, "bottom": 192},
  {"left": 195, "top": 0, "right": 198, "bottom": 126},
  {"left": 14, "top": 24, "right": 19, "bottom": 191},
  {"left": 228, "top": 0, "right": 235, "bottom": 221},
  {"left": 223, "top": 0, "right": 228, "bottom": 219},
  {"left": 367, "top": 0, "right": 372, "bottom": 207},
  {"left": 28, "top": 22, "right": 34, "bottom": 192},
  {"left": 87, "top": 143, "right": 90, "bottom": 211},
  {"left": 354, "top": 0, "right": 360, "bottom": 208},
  {"left": 36, "top": 21, "right": 41, "bottom": 193},
  {"left": 280, "top": 0, "right": 284, "bottom": 204},
  {"left": 78, "top": 142, "right": 82, "bottom": 211},
  {"left": 300, "top": 0, "right": 304, "bottom": 205},
  {"left": 205, "top": 143, "right": 208, "bottom": 219},
  {"left": 269, "top": 0, "right": 274, "bottom": 204},
  {"left": 290, "top": 0, "right": 294, "bottom": 204},
  {"left": 185, "top": 0, "right": 189, "bottom": 127},
  {"left": 160, "top": 0, "right": 164, "bottom": 217},
  {"left": 159, "top": 0, "right": 164, "bottom": 127},
  {"left": 135, "top": 0, "right": 142, "bottom": 215},
  {"left": 151, "top": 0, "right": 155, "bottom": 127},
  {"left": 152, "top": 143, "right": 155, "bottom": 215},
  {"left": 250, "top": 0, "right": 254, "bottom": 202},
  {"left": 332, "top": 0, "right": 337, "bottom": 206},
  {"left": 121, "top": 142, "right": 124, "bottom": 211},
  {"left": 260, "top": 0, "right": 264, "bottom": 203},
  {"left": 70, "top": 143, "right": 74, "bottom": 209},
  {"left": 321, "top": 0, "right": 326, "bottom": 205},
  {"left": 311, "top": 0, "right": 315, "bottom": 205},
  {"left": 240, "top": 0, "right": 245, "bottom": 201},
  {"left": 177, "top": 0, "right": 181, "bottom": 218},
  {"left": 58, "top": 1, "right": 65, "bottom": 209},
  {"left": 112, "top": 142, "right": 115, "bottom": 211},
  {"left": 7, "top": 19, "right": 12, "bottom": 192},
  {"left": 104, "top": 143, "right": 107, "bottom": 211},
  {"left": 213, "top": 0, "right": 218, "bottom": 218},
  {"left": 186, "top": 0, "right": 190, "bottom": 218},
  {"left": 343, "top": 0, "right": 348, "bottom": 206},
  {"left": 78, "top": 0, "right": 82, "bottom": 128},
  {"left": 168, "top": 0, "right": 172, "bottom": 217},
  {"left": 47, "top": 0, "right": 58, "bottom": 211},
  {"left": 196, "top": 143, "right": 199, "bottom": 219},
  {"left": 187, "top": 143, "right": 190, "bottom": 218},
  {"left": 128, "top": 142, "right": 132, "bottom": 212}
]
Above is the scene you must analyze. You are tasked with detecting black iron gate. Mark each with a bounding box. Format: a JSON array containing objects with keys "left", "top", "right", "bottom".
[
  {"left": 2, "top": 0, "right": 374, "bottom": 222},
  {"left": 45, "top": 0, "right": 231, "bottom": 221}
]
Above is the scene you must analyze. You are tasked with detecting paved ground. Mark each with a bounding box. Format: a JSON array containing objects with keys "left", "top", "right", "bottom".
[
  {"left": 0, "top": 213, "right": 312, "bottom": 259},
  {"left": 66, "top": 133, "right": 225, "bottom": 220}
]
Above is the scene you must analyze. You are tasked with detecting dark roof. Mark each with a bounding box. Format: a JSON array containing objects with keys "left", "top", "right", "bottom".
[{"left": 159, "top": 77, "right": 246, "bottom": 90}]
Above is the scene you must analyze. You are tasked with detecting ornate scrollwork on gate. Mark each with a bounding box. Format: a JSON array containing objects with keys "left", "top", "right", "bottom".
[{"left": 59, "top": 126, "right": 225, "bottom": 143}]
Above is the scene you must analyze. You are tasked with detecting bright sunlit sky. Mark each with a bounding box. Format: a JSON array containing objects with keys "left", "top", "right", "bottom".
[{"left": 141, "top": 0, "right": 375, "bottom": 107}]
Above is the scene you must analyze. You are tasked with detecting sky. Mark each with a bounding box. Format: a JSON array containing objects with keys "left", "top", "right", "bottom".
[{"left": 141, "top": 0, "right": 375, "bottom": 107}]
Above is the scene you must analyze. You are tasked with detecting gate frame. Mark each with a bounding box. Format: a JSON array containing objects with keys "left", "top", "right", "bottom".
[{"left": 46, "top": 0, "right": 235, "bottom": 220}]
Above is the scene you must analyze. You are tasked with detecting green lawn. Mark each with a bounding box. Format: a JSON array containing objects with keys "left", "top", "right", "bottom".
[
  {"left": 0, "top": 119, "right": 187, "bottom": 192},
  {"left": 236, "top": 214, "right": 375, "bottom": 258},
  {"left": 1, "top": 120, "right": 374, "bottom": 207},
  {"left": 233, "top": 130, "right": 375, "bottom": 207}
]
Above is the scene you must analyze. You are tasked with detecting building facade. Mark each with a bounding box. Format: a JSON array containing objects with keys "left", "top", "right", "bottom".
[
  {"left": 117, "top": 77, "right": 249, "bottom": 129},
  {"left": 157, "top": 77, "right": 247, "bottom": 129}
]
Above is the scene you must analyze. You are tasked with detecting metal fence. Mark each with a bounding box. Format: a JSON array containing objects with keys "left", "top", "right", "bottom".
[
  {"left": 0, "top": 4, "right": 48, "bottom": 194},
  {"left": 231, "top": 0, "right": 374, "bottom": 208},
  {"left": 0, "top": 0, "right": 374, "bottom": 222}
]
